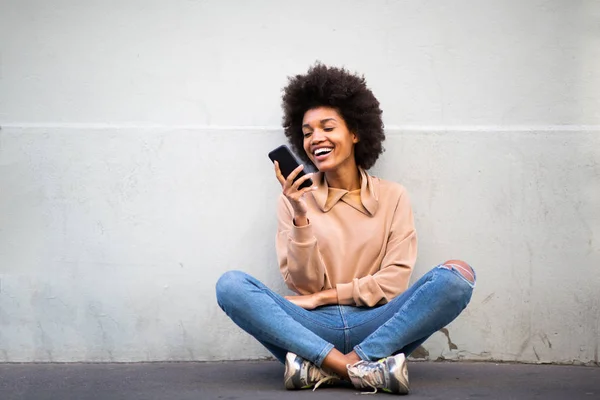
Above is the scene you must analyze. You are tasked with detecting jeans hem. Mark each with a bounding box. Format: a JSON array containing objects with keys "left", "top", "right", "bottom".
[
  {"left": 353, "top": 344, "right": 370, "bottom": 362},
  {"left": 314, "top": 343, "right": 335, "bottom": 367}
]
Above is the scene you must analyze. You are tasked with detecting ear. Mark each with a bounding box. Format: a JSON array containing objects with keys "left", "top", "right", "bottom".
[{"left": 352, "top": 132, "right": 359, "bottom": 143}]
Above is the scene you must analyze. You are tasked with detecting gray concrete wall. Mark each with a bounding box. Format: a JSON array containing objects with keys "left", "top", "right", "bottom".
[{"left": 1, "top": 0, "right": 599, "bottom": 364}]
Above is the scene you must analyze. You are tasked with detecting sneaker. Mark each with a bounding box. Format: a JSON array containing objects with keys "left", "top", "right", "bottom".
[
  {"left": 347, "top": 353, "right": 409, "bottom": 394},
  {"left": 284, "top": 352, "right": 340, "bottom": 391}
]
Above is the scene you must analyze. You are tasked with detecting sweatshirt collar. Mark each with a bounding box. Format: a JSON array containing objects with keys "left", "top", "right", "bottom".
[{"left": 311, "top": 167, "right": 378, "bottom": 216}]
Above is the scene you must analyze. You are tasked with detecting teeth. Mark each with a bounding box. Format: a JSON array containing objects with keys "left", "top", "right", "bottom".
[{"left": 314, "top": 148, "right": 333, "bottom": 156}]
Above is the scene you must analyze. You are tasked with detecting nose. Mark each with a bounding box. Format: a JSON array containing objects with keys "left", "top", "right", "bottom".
[{"left": 311, "top": 129, "right": 326, "bottom": 143}]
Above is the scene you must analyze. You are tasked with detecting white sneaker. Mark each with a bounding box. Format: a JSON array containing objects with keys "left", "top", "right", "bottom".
[
  {"left": 284, "top": 352, "right": 340, "bottom": 391},
  {"left": 347, "top": 353, "right": 409, "bottom": 394}
]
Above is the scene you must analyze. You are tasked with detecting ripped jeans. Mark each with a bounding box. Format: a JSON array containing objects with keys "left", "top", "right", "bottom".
[{"left": 216, "top": 264, "right": 475, "bottom": 366}]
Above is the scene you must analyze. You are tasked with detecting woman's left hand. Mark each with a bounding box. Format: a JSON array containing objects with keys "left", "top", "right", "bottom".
[{"left": 285, "top": 294, "right": 321, "bottom": 310}]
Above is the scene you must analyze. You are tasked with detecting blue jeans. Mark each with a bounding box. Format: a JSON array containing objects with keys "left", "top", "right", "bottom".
[{"left": 216, "top": 264, "right": 475, "bottom": 367}]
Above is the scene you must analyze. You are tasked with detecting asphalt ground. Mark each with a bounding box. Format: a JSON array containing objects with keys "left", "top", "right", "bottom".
[{"left": 1, "top": 360, "right": 599, "bottom": 400}]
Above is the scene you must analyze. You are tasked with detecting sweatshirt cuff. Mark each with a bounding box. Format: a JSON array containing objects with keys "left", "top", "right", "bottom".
[
  {"left": 336, "top": 281, "right": 355, "bottom": 305},
  {"left": 291, "top": 222, "right": 315, "bottom": 244}
]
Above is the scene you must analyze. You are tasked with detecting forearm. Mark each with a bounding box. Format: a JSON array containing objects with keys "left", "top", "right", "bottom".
[
  {"left": 315, "top": 288, "right": 339, "bottom": 307},
  {"left": 285, "top": 288, "right": 340, "bottom": 310},
  {"left": 337, "top": 265, "right": 413, "bottom": 307}
]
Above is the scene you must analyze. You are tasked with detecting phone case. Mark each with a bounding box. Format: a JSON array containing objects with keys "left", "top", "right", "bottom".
[{"left": 268, "top": 145, "right": 314, "bottom": 190}]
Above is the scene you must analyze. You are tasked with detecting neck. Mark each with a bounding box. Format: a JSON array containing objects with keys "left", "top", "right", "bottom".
[{"left": 324, "top": 164, "right": 361, "bottom": 191}]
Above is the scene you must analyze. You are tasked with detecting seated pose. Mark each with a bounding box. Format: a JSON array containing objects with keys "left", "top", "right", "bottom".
[{"left": 216, "top": 63, "right": 476, "bottom": 394}]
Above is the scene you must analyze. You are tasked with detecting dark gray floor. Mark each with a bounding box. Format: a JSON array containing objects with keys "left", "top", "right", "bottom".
[{"left": 1, "top": 360, "right": 599, "bottom": 400}]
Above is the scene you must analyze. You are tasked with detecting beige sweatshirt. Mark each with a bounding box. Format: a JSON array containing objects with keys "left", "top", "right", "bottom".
[{"left": 276, "top": 168, "right": 418, "bottom": 307}]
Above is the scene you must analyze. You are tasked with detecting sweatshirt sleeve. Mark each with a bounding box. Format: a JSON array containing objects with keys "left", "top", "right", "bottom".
[
  {"left": 335, "top": 188, "right": 417, "bottom": 307},
  {"left": 276, "top": 195, "right": 327, "bottom": 294}
]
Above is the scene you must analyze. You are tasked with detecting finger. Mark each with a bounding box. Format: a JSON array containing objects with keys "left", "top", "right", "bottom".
[
  {"left": 274, "top": 161, "right": 286, "bottom": 185},
  {"left": 290, "top": 172, "right": 314, "bottom": 191},
  {"left": 285, "top": 296, "right": 300, "bottom": 307},
  {"left": 284, "top": 164, "right": 305, "bottom": 188},
  {"left": 297, "top": 184, "right": 319, "bottom": 196},
  {"left": 286, "top": 180, "right": 317, "bottom": 202}
]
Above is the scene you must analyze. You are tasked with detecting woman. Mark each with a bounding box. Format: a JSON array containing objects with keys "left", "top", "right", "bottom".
[{"left": 216, "top": 63, "right": 475, "bottom": 394}]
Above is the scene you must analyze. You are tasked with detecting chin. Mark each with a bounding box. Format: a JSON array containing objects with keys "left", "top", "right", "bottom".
[{"left": 314, "top": 163, "right": 336, "bottom": 173}]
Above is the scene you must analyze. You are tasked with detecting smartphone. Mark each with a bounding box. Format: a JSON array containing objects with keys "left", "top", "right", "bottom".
[{"left": 268, "top": 145, "right": 314, "bottom": 189}]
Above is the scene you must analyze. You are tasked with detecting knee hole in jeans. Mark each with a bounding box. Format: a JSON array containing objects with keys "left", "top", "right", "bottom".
[{"left": 441, "top": 259, "right": 475, "bottom": 284}]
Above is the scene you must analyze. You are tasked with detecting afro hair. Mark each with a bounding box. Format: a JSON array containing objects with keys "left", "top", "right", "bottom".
[{"left": 281, "top": 63, "right": 385, "bottom": 170}]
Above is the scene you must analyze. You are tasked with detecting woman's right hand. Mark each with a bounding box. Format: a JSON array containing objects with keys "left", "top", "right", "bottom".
[{"left": 274, "top": 161, "right": 317, "bottom": 219}]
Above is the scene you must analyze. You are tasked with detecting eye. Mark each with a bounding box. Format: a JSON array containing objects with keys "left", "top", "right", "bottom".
[
  {"left": 324, "top": 127, "right": 334, "bottom": 132},
  {"left": 303, "top": 132, "right": 312, "bottom": 138}
]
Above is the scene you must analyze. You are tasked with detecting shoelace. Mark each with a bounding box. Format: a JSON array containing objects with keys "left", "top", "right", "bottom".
[
  {"left": 312, "top": 375, "right": 338, "bottom": 391},
  {"left": 348, "top": 360, "right": 386, "bottom": 394},
  {"left": 306, "top": 363, "right": 339, "bottom": 391}
]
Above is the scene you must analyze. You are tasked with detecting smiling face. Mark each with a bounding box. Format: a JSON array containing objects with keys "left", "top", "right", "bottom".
[{"left": 301, "top": 107, "right": 359, "bottom": 173}]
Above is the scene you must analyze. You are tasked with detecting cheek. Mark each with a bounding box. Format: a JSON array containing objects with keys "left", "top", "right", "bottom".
[
  {"left": 303, "top": 139, "right": 312, "bottom": 156},
  {"left": 342, "top": 140, "right": 355, "bottom": 154}
]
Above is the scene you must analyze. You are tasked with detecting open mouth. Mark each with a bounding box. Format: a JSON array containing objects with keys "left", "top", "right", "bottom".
[{"left": 313, "top": 147, "right": 333, "bottom": 161}]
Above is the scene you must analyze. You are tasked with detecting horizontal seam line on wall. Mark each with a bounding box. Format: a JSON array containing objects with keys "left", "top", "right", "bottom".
[{"left": 1, "top": 123, "right": 600, "bottom": 132}]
